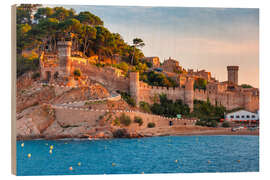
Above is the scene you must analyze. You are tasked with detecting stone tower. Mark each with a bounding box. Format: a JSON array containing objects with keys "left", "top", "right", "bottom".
[
  {"left": 244, "top": 91, "right": 253, "bottom": 112},
  {"left": 184, "top": 77, "right": 194, "bottom": 112},
  {"left": 57, "top": 41, "right": 72, "bottom": 78},
  {"left": 227, "top": 66, "right": 239, "bottom": 85},
  {"left": 129, "top": 71, "right": 140, "bottom": 107}
]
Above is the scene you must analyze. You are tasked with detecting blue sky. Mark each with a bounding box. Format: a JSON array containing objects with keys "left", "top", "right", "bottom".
[{"left": 47, "top": 5, "right": 259, "bottom": 87}]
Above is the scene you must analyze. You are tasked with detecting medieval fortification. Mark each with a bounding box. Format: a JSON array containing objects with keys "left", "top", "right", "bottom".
[{"left": 40, "top": 40, "right": 259, "bottom": 113}]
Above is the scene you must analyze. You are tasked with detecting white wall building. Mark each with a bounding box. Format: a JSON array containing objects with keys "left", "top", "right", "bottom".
[{"left": 225, "top": 110, "right": 259, "bottom": 122}]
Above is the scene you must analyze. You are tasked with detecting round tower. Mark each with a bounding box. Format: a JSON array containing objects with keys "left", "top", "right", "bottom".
[
  {"left": 57, "top": 41, "right": 72, "bottom": 78},
  {"left": 184, "top": 77, "right": 194, "bottom": 112},
  {"left": 244, "top": 91, "right": 253, "bottom": 112},
  {"left": 227, "top": 66, "right": 239, "bottom": 85},
  {"left": 129, "top": 71, "right": 139, "bottom": 107}
]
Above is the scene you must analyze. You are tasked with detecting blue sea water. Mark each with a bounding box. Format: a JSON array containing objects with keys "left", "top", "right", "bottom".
[{"left": 16, "top": 135, "right": 259, "bottom": 176}]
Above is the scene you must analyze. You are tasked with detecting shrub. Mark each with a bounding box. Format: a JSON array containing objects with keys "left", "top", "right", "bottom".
[
  {"left": 147, "top": 122, "right": 155, "bottom": 128},
  {"left": 194, "top": 78, "right": 207, "bottom": 90},
  {"left": 113, "top": 117, "right": 120, "bottom": 126},
  {"left": 17, "top": 56, "right": 40, "bottom": 77},
  {"left": 113, "top": 129, "right": 128, "bottom": 138},
  {"left": 139, "top": 101, "right": 151, "bottom": 113},
  {"left": 195, "top": 119, "right": 218, "bottom": 127},
  {"left": 119, "top": 91, "right": 136, "bottom": 107},
  {"left": 119, "top": 113, "right": 131, "bottom": 126},
  {"left": 222, "top": 121, "right": 230, "bottom": 128},
  {"left": 134, "top": 116, "right": 143, "bottom": 126},
  {"left": 73, "top": 69, "right": 81, "bottom": 77},
  {"left": 241, "top": 84, "right": 253, "bottom": 88}
]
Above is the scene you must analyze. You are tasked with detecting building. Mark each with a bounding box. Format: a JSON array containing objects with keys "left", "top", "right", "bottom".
[
  {"left": 225, "top": 110, "right": 259, "bottom": 123},
  {"left": 141, "top": 57, "right": 160, "bottom": 68},
  {"left": 161, "top": 57, "right": 182, "bottom": 73},
  {"left": 188, "top": 69, "right": 212, "bottom": 81}
]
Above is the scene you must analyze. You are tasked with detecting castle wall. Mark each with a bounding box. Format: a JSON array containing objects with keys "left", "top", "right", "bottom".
[
  {"left": 138, "top": 82, "right": 185, "bottom": 105},
  {"left": 55, "top": 108, "right": 106, "bottom": 127},
  {"left": 194, "top": 89, "right": 259, "bottom": 112},
  {"left": 54, "top": 107, "right": 196, "bottom": 132}
]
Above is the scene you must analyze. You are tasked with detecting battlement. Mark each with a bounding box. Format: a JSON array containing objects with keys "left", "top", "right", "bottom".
[{"left": 139, "top": 82, "right": 183, "bottom": 91}]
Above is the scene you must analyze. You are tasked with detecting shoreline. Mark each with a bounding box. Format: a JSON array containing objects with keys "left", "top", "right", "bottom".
[{"left": 16, "top": 129, "right": 259, "bottom": 141}]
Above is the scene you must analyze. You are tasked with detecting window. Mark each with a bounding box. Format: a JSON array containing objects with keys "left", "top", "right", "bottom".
[
  {"left": 236, "top": 115, "right": 240, "bottom": 118},
  {"left": 252, "top": 115, "right": 255, "bottom": 118},
  {"left": 241, "top": 115, "right": 245, "bottom": 118},
  {"left": 230, "top": 115, "right": 234, "bottom": 118},
  {"left": 246, "top": 115, "right": 250, "bottom": 118}
]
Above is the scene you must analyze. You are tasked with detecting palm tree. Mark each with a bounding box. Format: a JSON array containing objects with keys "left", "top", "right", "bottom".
[{"left": 131, "top": 38, "right": 145, "bottom": 65}]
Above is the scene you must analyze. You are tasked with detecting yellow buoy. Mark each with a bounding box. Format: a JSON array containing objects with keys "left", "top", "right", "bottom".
[
  {"left": 50, "top": 145, "right": 54, "bottom": 150},
  {"left": 49, "top": 149, "right": 53, "bottom": 154},
  {"left": 69, "top": 166, "right": 73, "bottom": 171},
  {"left": 78, "top": 162, "right": 81, "bottom": 166},
  {"left": 175, "top": 160, "right": 178, "bottom": 163},
  {"left": 27, "top": 153, "right": 31, "bottom": 158},
  {"left": 112, "top": 163, "right": 116, "bottom": 166},
  {"left": 237, "top": 160, "right": 240, "bottom": 163},
  {"left": 141, "top": 172, "right": 144, "bottom": 174},
  {"left": 45, "top": 143, "right": 48, "bottom": 146},
  {"left": 208, "top": 160, "right": 211, "bottom": 164},
  {"left": 21, "top": 143, "right": 24, "bottom": 147}
]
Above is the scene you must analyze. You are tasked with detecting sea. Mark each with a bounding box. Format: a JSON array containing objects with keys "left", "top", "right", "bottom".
[{"left": 16, "top": 135, "right": 259, "bottom": 176}]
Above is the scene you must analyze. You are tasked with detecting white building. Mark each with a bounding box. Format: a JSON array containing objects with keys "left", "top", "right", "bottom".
[{"left": 225, "top": 110, "right": 259, "bottom": 122}]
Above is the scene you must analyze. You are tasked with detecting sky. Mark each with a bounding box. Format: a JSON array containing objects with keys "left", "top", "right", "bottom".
[{"left": 47, "top": 5, "right": 259, "bottom": 88}]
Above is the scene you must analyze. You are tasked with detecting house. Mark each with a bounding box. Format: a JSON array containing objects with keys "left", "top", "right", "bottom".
[{"left": 225, "top": 110, "right": 259, "bottom": 123}]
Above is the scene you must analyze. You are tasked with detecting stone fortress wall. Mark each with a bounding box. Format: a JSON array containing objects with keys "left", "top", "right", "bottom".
[
  {"left": 130, "top": 71, "right": 258, "bottom": 112},
  {"left": 40, "top": 40, "right": 259, "bottom": 113},
  {"left": 53, "top": 105, "right": 196, "bottom": 132}
]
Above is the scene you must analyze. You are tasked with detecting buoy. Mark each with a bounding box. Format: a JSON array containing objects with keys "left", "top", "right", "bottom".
[
  {"left": 65, "top": 142, "right": 68, "bottom": 144},
  {"left": 78, "top": 162, "right": 81, "bottom": 166},
  {"left": 112, "top": 163, "right": 116, "bottom": 166},
  {"left": 27, "top": 153, "right": 31, "bottom": 158},
  {"left": 237, "top": 160, "right": 240, "bottom": 163},
  {"left": 208, "top": 160, "right": 211, "bottom": 164},
  {"left": 50, "top": 145, "right": 54, "bottom": 150},
  {"left": 175, "top": 160, "right": 178, "bottom": 163},
  {"left": 21, "top": 143, "right": 24, "bottom": 147},
  {"left": 45, "top": 143, "right": 48, "bottom": 146},
  {"left": 69, "top": 166, "right": 73, "bottom": 171},
  {"left": 141, "top": 172, "right": 144, "bottom": 174},
  {"left": 49, "top": 149, "right": 53, "bottom": 154}
]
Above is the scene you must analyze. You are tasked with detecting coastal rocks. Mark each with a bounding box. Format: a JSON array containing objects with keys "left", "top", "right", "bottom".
[
  {"left": 17, "top": 117, "right": 40, "bottom": 139},
  {"left": 42, "top": 121, "right": 63, "bottom": 139},
  {"left": 17, "top": 86, "right": 56, "bottom": 113}
]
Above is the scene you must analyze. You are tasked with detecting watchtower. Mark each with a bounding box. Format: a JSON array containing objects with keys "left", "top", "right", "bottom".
[
  {"left": 129, "top": 71, "right": 140, "bottom": 107},
  {"left": 227, "top": 66, "right": 239, "bottom": 85},
  {"left": 184, "top": 77, "right": 194, "bottom": 112},
  {"left": 57, "top": 41, "right": 72, "bottom": 78}
]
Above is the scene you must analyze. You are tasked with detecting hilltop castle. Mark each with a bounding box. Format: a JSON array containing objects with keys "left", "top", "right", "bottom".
[{"left": 40, "top": 41, "right": 259, "bottom": 113}]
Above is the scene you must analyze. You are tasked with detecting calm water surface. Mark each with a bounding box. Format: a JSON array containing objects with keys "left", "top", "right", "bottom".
[{"left": 17, "top": 135, "right": 259, "bottom": 175}]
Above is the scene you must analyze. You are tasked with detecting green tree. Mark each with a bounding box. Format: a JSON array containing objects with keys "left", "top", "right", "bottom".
[
  {"left": 34, "top": 7, "right": 54, "bottom": 21},
  {"left": 194, "top": 78, "right": 207, "bottom": 90},
  {"left": 76, "top": 11, "right": 103, "bottom": 25},
  {"left": 241, "top": 84, "right": 253, "bottom": 88},
  {"left": 131, "top": 38, "right": 145, "bottom": 65},
  {"left": 80, "top": 25, "right": 96, "bottom": 55}
]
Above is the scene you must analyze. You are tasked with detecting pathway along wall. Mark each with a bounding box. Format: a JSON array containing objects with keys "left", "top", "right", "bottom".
[{"left": 53, "top": 106, "right": 196, "bottom": 131}]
